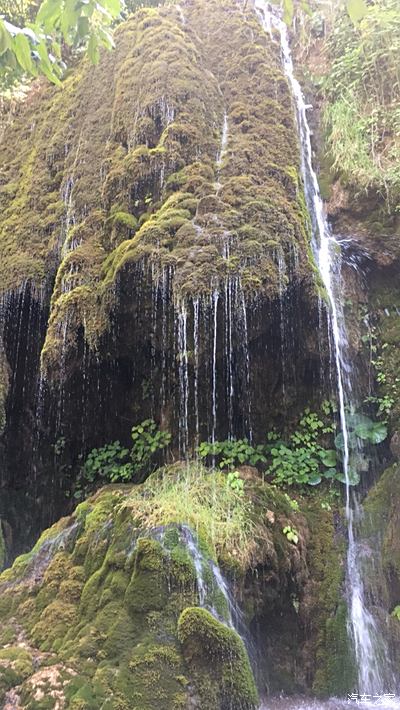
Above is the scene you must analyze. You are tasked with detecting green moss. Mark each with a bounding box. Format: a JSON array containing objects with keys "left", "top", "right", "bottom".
[
  {"left": 125, "top": 538, "right": 167, "bottom": 614},
  {"left": 0, "top": 646, "right": 33, "bottom": 700},
  {"left": 361, "top": 465, "right": 400, "bottom": 605},
  {"left": 178, "top": 607, "right": 258, "bottom": 710},
  {"left": 314, "top": 601, "right": 356, "bottom": 697},
  {"left": 32, "top": 600, "right": 79, "bottom": 650},
  {"left": 0, "top": 461, "right": 343, "bottom": 705},
  {"left": 0, "top": 0, "right": 316, "bottom": 374},
  {"left": 304, "top": 500, "right": 356, "bottom": 696}
]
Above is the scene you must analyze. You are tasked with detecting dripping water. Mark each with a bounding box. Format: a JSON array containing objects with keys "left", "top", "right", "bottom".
[
  {"left": 176, "top": 301, "right": 189, "bottom": 457},
  {"left": 211, "top": 290, "right": 219, "bottom": 448},
  {"left": 193, "top": 297, "right": 200, "bottom": 448},
  {"left": 216, "top": 111, "right": 229, "bottom": 170},
  {"left": 179, "top": 525, "right": 256, "bottom": 666}
]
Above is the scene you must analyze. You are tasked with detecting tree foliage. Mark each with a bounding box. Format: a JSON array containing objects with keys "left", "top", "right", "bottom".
[{"left": 0, "top": 0, "right": 122, "bottom": 86}]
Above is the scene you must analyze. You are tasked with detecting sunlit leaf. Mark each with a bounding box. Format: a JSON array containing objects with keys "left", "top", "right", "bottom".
[
  {"left": 102, "top": 0, "right": 121, "bottom": 17},
  {"left": 36, "top": 0, "right": 61, "bottom": 29},
  {"left": 13, "top": 33, "right": 33, "bottom": 72},
  {"left": 0, "top": 20, "right": 12, "bottom": 56},
  {"left": 346, "top": 0, "right": 368, "bottom": 24}
]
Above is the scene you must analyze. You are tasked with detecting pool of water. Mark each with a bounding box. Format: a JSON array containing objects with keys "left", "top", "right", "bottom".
[{"left": 260, "top": 697, "right": 400, "bottom": 710}]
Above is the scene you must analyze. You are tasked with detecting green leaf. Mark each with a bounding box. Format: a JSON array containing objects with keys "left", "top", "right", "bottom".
[
  {"left": 348, "top": 413, "right": 371, "bottom": 429},
  {"left": 346, "top": 0, "right": 368, "bottom": 24},
  {"left": 101, "top": 0, "right": 121, "bottom": 17},
  {"left": 98, "top": 27, "right": 115, "bottom": 50},
  {"left": 77, "top": 16, "right": 90, "bottom": 39},
  {"left": 323, "top": 468, "right": 337, "bottom": 480},
  {"left": 37, "top": 40, "right": 61, "bottom": 84},
  {"left": 336, "top": 470, "right": 360, "bottom": 486},
  {"left": 61, "top": 1, "right": 79, "bottom": 44},
  {"left": 0, "top": 20, "right": 12, "bottom": 56},
  {"left": 307, "top": 474, "right": 322, "bottom": 486},
  {"left": 368, "top": 423, "right": 388, "bottom": 445},
  {"left": 355, "top": 420, "right": 387, "bottom": 444},
  {"left": 320, "top": 449, "right": 337, "bottom": 467},
  {"left": 37, "top": 0, "right": 62, "bottom": 29},
  {"left": 13, "top": 33, "right": 33, "bottom": 72}
]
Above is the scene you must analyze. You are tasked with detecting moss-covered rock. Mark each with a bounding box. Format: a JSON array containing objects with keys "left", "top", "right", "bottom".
[
  {"left": 302, "top": 498, "right": 356, "bottom": 696},
  {"left": 178, "top": 606, "right": 258, "bottom": 709},
  {"left": 0, "top": 469, "right": 263, "bottom": 708},
  {"left": 0, "top": 464, "right": 349, "bottom": 705}
]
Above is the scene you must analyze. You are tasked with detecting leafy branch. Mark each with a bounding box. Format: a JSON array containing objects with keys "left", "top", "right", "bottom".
[{"left": 0, "top": 0, "right": 122, "bottom": 85}]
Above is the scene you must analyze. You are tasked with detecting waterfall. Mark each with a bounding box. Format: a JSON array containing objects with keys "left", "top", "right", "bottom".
[
  {"left": 255, "top": 0, "right": 395, "bottom": 699},
  {"left": 179, "top": 525, "right": 256, "bottom": 662}
]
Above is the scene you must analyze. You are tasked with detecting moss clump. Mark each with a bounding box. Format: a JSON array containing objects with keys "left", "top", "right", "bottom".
[
  {"left": 0, "top": 646, "right": 33, "bottom": 701},
  {"left": 178, "top": 607, "right": 258, "bottom": 710},
  {"left": 303, "top": 499, "right": 356, "bottom": 696},
  {"left": 125, "top": 538, "right": 167, "bottom": 614}
]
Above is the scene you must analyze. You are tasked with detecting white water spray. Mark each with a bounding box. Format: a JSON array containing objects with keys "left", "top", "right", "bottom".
[{"left": 255, "top": 0, "right": 394, "bottom": 697}]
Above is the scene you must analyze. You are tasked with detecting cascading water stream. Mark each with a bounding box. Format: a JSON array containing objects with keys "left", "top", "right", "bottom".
[{"left": 255, "top": 0, "right": 396, "bottom": 700}]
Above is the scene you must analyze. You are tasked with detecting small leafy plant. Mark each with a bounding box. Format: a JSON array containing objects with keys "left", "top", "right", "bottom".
[
  {"left": 130, "top": 419, "right": 171, "bottom": 472},
  {"left": 82, "top": 441, "right": 131, "bottom": 484},
  {"left": 226, "top": 471, "right": 244, "bottom": 496},
  {"left": 268, "top": 409, "right": 338, "bottom": 487},
  {"left": 78, "top": 419, "right": 171, "bottom": 495},
  {"left": 197, "top": 439, "right": 267, "bottom": 469},
  {"left": 284, "top": 493, "right": 300, "bottom": 512},
  {"left": 198, "top": 403, "right": 386, "bottom": 491},
  {"left": 391, "top": 606, "right": 400, "bottom": 621},
  {"left": 283, "top": 525, "right": 299, "bottom": 545}
]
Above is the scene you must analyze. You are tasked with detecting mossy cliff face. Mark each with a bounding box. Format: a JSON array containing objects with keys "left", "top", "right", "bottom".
[
  {"left": 0, "top": 468, "right": 349, "bottom": 704},
  {"left": 0, "top": 0, "right": 329, "bottom": 553}
]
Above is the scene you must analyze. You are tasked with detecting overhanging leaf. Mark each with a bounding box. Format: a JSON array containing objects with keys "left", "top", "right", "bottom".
[
  {"left": 346, "top": 0, "right": 368, "bottom": 24},
  {"left": 101, "top": 0, "right": 121, "bottom": 17},
  {"left": 13, "top": 33, "right": 33, "bottom": 72},
  {"left": 37, "top": 0, "right": 62, "bottom": 29},
  {"left": 0, "top": 20, "right": 12, "bottom": 56}
]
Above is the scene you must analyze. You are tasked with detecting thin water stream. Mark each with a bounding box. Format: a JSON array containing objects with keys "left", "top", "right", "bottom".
[{"left": 254, "top": 0, "right": 397, "bottom": 703}]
